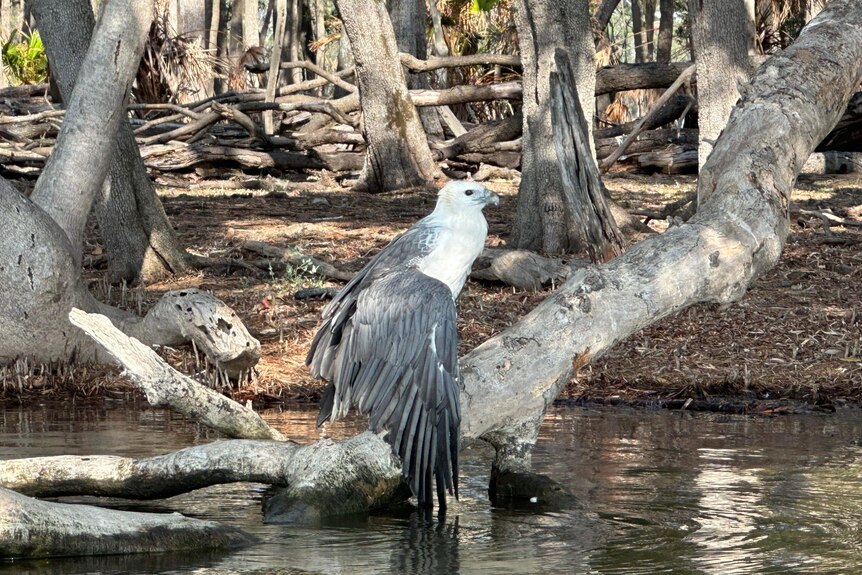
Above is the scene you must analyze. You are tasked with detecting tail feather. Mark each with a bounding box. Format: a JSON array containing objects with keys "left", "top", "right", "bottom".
[{"left": 316, "top": 383, "right": 335, "bottom": 426}]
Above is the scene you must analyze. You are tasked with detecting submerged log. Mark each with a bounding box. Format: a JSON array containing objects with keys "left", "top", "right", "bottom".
[{"left": 0, "top": 486, "right": 254, "bottom": 559}]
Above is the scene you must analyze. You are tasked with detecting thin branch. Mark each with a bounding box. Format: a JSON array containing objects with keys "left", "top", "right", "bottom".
[
  {"left": 281, "top": 60, "right": 357, "bottom": 93},
  {"left": 399, "top": 52, "right": 520, "bottom": 71}
]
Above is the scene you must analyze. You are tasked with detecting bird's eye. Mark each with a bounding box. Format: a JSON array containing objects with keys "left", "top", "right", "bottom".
[{"left": 465, "top": 190, "right": 474, "bottom": 196}]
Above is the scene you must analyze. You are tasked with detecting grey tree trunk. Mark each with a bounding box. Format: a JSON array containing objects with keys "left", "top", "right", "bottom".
[
  {"left": 509, "top": 0, "right": 596, "bottom": 254},
  {"left": 229, "top": 0, "right": 258, "bottom": 55},
  {"left": 336, "top": 0, "right": 439, "bottom": 192},
  {"left": 689, "top": 0, "right": 756, "bottom": 177},
  {"left": 595, "top": 0, "right": 622, "bottom": 32},
  {"left": 0, "top": 0, "right": 13, "bottom": 88},
  {"left": 31, "top": 0, "right": 190, "bottom": 284},
  {"left": 643, "top": 0, "right": 656, "bottom": 61},
  {"left": 1, "top": 0, "right": 258, "bottom": 370},
  {"left": 631, "top": 0, "right": 646, "bottom": 63},
  {"left": 390, "top": 0, "right": 444, "bottom": 138},
  {"left": 214, "top": 0, "right": 231, "bottom": 93},
  {"left": 264, "top": 0, "right": 287, "bottom": 132},
  {"left": 656, "top": 0, "right": 673, "bottom": 64}
]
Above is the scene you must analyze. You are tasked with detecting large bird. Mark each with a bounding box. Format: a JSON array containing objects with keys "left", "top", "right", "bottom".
[{"left": 307, "top": 180, "right": 499, "bottom": 509}]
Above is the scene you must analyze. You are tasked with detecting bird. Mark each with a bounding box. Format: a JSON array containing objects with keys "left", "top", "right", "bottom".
[{"left": 306, "top": 180, "right": 500, "bottom": 510}]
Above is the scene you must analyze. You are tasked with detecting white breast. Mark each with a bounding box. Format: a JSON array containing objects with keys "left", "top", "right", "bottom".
[{"left": 418, "top": 212, "right": 488, "bottom": 298}]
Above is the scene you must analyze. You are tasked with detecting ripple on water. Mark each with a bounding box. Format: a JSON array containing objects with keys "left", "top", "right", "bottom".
[{"left": 3, "top": 403, "right": 862, "bottom": 574}]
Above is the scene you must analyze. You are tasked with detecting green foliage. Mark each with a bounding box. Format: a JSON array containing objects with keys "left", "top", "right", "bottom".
[
  {"left": 267, "top": 256, "right": 325, "bottom": 290},
  {"left": 2, "top": 28, "right": 48, "bottom": 85},
  {"left": 470, "top": 0, "right": 498, "bottom": 13}
]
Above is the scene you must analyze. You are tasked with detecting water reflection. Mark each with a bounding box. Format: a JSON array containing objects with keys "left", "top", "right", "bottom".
[{"left": 3, "top": 403, "right": 862, "bottom": 574}]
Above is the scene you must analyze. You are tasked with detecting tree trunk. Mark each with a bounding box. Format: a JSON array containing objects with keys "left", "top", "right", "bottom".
[
  {"left": 391, "top": 0, "right": 444, "bottom": 138},
  {"left": 595, "top": 0, "right": 622, "bottom": 32},
  {"left": 264, "top": 0, "right": 287, "bottom": 132},
  {"left": 214, "top": 0, "right": 230, "bottom": 93},
  {"left": 32, "top": 0, "right": 190, "bottom": 283},
  {"left": 229, "top": 0, "right": 258, "bottom": 55},
  {"left": 656, "top": 0, "right": 673, "bottom": 64},
  {"left": 336, "top": 0, "right": 439, "bottom": 192},
  {"left": 1, "top": 0, "right": 259, "bottom": 370},
  {"left": 0, "top": 0, "right": 12, "bottom": 88},
  {"left": 509, "top": 0, "right": 596, "bottom": 254},
  {"left": 551, "top": 49, "right": 624, "bottom": 263},
  {"left": 464, "top": 0, "right": 862, "bottom": 475},
  {"left": 643, "top": 0, "right": 656, "bottom": 61},
  {"left": 689, "top": 0, "right": 755, "bottom": 177},
  {"left": 28, "top": 0, "right": 154, "bottom": 266},
  {"left": 631, "top": 0, "right": 646, "bottom": 63},
  {"left": 242, "top": 0, "right": 258, "bottom": 49}
]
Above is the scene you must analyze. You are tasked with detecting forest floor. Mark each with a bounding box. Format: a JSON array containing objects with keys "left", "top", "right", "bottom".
[{"left": 6, "top": 171, "right": 862, "bottom": 413}]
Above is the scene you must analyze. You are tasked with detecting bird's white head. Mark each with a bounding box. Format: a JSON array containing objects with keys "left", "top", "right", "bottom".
[{"left": 435, "top": 180, "right": 500, "bottom": 214}]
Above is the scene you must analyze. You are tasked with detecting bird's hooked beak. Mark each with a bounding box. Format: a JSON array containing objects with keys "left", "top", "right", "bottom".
[{"left": 484, "top": 188, "right": 501, "bottom": 207}]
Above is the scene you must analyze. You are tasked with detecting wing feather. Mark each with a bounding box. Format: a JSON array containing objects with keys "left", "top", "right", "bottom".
[{"left": 307, "top": 269, "right": 461, "bottom": 508}]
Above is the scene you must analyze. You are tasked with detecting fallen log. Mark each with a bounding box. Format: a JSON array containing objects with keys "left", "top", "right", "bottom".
[
  {"left": 595, "top": 95, "right": 696, "bottom": 139},
  {"left": 599, "top": 64, "right": 697, "bottom": 172},
  {"left": 595, "top": 128, "right": 698, "bottom": 160},
  {"left": 140, "top": 143, "right": 326, "bottom": 171},
  {"left": 70, "top": 308, "right": 277, "bottom": 440},
  {"left": 432, "top": 112, "right": 522, "bottom": 160},
  {"left": 241, "top": 240, "right": 354, "bottom": 281},
  {"left": 637, "top": 146, "right": 699, "bottom": 174},
  {"left": 0, "top": 486, "right": 254, "bottom": 559},
  {"left": 595, "top": 61, "right": 693, "bottom": 96}
]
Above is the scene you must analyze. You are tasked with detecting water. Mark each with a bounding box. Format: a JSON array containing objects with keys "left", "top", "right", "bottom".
[{"left": 3, "top": 401, "right": 862, "bottom": 574}]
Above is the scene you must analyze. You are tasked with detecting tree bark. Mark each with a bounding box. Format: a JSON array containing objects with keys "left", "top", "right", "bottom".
[
  {"left": 229, "top": 0, "right": 258, "bottom": 55},
  {"left": 595, "top": 61, "right": 691, "bottom": 95},
  {"left": 689, "top": 0, "right": 755, "bottom": 176},
  {"left": 643, "top": 0, "right": 657, "bottom": 61},
  {"left": 28, "top": 0, "right": 154, "bottom": 266},
  {"left": 30, "top": 0, "right": 190, "bottom": 283},
  {"left": 595, "top": 0, "right": 622, "bottom": 32},
  {"left": 510, "top": 0, "right": 596, "bottom": 254},
  {"left": 0, "top": 486, "right": 254, "bottom": 559},
  {"left": 1, "top": 1, "right": 260, "bottom": 374},
  {"left": 264, "top": 0, "right": 288, "bottom": 132},
  {"left": 336, "top": 0, "right": 440, "bottom": 192},
  {"left": 656, "top": 0, "right": 673, "bottom": 64},
  {"left": 390, "top": 0, "right": 444, "bottom": 138},
  {"left": 551, "top": 50, "right": 624, "bottom": 263},
  {"left": 631, "top": 0, "right": 646, "bottom": 63}
]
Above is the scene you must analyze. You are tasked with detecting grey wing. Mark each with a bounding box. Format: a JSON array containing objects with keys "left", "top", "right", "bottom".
[
  {"left": 306, "top": 219, "right": 439, "bottom": 381},
  {"left": 328, "top": 271, "right": 461, "bottom": 508}
]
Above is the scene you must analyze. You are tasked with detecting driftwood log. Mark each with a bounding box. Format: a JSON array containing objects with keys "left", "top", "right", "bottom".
[{"left": 0, "top": 486, "right": 254, "bottom": 558}]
